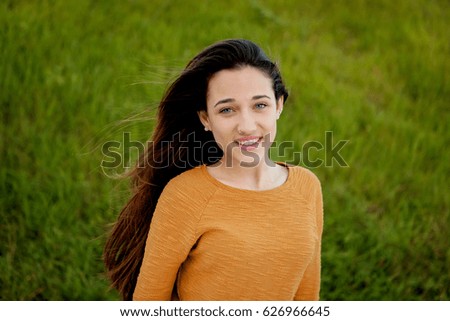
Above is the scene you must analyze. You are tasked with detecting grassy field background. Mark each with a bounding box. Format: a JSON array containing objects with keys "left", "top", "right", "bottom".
[{"left": 1, "top": 0, "right": 448, "bottom": 300}]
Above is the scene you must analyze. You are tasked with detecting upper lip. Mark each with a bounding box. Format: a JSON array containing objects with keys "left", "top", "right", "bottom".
[{"left": 235, "top": 136, "right": 261, "bottom": 144}]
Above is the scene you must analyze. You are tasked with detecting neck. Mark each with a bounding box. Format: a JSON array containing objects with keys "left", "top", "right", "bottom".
[{"left": 208, "top": 155, "right": 285, "bottom": 191}]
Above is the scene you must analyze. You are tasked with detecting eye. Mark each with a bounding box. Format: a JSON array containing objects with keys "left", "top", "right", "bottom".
[
  {"left": 219, "top": 107, "right": 233, "bottom": 114},
  {"left": 255, "top": 103, "right": 268, "bottom": 109}
]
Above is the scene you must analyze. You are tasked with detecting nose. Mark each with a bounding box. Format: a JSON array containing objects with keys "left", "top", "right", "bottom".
[{"left": 237, "top": 110, "right": 257, "bottom": 135}]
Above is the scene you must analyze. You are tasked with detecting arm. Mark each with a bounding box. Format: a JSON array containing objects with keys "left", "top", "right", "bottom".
[
  {"left": 133, "top": 180, "right": 200, "bottom": 300},
  {"left": 294, "top": 179, "right": 323, "bottom": 300}
]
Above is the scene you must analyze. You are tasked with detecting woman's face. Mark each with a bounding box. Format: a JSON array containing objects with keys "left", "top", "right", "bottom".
[{"left": 199, "top": 66, "right": 283, "bottom": 166}]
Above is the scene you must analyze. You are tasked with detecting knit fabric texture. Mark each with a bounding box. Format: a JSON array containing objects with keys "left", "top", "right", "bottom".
[{"left": 133, "top": 163, "right": 323, "bottom": 301}]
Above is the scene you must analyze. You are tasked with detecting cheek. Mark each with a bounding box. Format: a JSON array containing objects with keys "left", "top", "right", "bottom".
[
  {"left": 209, "top": 119, "right": 232, "bottom": 141},
  {"left": 263, "top": 115, "right": 278, "bottom": 130},
  {"left": 263, "top": 117, "right": 278, "bottom": 141},
  {"left": 209, "top": 116, "right": 232, "bottom": 132}
]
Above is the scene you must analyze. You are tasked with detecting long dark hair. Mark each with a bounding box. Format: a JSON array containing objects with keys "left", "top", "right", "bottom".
[{"left": 103, "top": 39, "right": 289, "bottom": 300}]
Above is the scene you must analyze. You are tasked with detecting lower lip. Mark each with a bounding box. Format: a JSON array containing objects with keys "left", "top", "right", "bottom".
[{"left": 237, "top": 139, "right": 261, "bottom": 151}]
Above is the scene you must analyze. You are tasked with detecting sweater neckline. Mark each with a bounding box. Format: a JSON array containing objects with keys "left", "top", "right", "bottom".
[{"left": 200, "top": 162, "right": 293, "bottom": 194}]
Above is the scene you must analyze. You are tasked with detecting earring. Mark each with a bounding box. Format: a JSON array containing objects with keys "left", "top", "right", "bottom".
[{"left": 204, "top": 127, "right": 209, "bottom": 131}]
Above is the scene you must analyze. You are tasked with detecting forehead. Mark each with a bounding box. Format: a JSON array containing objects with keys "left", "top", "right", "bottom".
[{"left": 207, "top": 66, "right": 274, "bottom": 100}]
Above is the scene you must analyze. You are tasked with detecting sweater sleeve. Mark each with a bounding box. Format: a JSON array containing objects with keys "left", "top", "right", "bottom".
[
  {"left": 133, "top": 178, "right": 202, "bottom": 301},
  {"left": 294, "top": 178, "right": 323, "bottom": 301}
]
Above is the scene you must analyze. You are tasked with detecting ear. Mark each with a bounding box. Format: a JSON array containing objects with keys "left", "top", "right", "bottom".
[
  {"left": 197, "top": 110, "right": 211, "bottom": 131},
  {"left": 276, "top": 96, "right": 284, "bottom": 119}
]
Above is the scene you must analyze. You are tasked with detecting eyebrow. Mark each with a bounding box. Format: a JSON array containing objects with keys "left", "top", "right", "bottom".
[{"left": 213, "top": 95, "right": 271, "bottom": 108}]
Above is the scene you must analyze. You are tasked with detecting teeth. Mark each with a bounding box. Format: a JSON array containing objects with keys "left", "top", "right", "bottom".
[{"left": 238, "top": 139, "right": 259, "bottom": 145}]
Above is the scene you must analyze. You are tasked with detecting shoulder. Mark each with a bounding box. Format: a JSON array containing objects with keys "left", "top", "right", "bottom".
[
  {"left": 286, "top": 164, "right": 321, "bottom": 189},
  {"left": 284, "top": 164, "right": 323, "bottom": 207},
  {"left": 164, "top": 165, "right": 212, "bottom": 191},
  {"left": 286, "top": 165, "right": 323, "bottom": 229},
  {"left": 158, "top": 165, "right": 217, "bottom": 206}
]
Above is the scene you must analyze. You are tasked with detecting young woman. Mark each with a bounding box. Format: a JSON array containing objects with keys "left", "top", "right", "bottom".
[{"left": 103, "top": 39, "right": 323, "bottom": 301}]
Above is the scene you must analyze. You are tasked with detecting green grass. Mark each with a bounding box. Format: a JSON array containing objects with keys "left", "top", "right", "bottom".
[{"left": 1, "top": 0, "right": 448, "bottom": 300}]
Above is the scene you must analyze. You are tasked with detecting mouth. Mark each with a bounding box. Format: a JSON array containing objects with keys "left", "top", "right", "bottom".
[{"left": 234, "top": 136, "right": 262, "bottom": 151}]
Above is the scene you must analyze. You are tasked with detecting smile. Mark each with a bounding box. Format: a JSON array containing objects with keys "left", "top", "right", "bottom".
[{"left": 235, "top": 136, "right": 262, "bottom": 151}]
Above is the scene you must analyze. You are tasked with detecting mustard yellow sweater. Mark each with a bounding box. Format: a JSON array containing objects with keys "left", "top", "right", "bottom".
[{"left": 133, "top": 164, "right": 323, "bottom": 301}]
